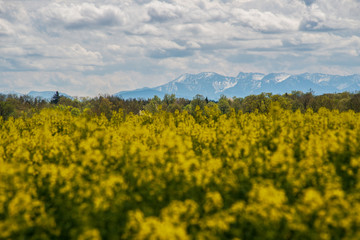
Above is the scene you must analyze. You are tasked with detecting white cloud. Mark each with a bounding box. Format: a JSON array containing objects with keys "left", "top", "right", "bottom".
[
  {"left": 146, "top": 1, "right": 184, "bottom": 22},
  {"left": 0, "top": 47, "right": 25, "bottom": 57},
  {"left": 232, "top": 8, "right": 299, "bottom": 33},
  {"left": 0, "top": 19, "right": 14, "bottom": 36},
  {"left": 127, "top": 24, "right": 162, "bottom": 36},
  {"left": 0, "top": 0, "right": 360, "bottom": 96},
  {"left": 38, "top": 3, "right": 126, "bottom": 30}
]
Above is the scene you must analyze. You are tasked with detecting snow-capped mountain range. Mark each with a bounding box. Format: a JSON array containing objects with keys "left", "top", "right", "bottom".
[
  {"left": 2, "top": 72, "right": 360, "bottom": 100},
  {"left": 115, "top": 72, "right": 360, "bottom": 100}
]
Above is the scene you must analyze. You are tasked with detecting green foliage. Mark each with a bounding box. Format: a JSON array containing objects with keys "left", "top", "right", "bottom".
[
  {"left": 217, "top": 95, "right": 231, "bottom": 114},
  {"left": 144, "top": 95, "right": 162, "bottom": 113},
  {"left": 2, "top": 91, "right": 360, "bottom": 120},
  {"left": 91, "top": 96, "right": 115, "bottom": 119},
  {"left": 348, "top": 93, "right": 360, "bottom": 112},
  {"left": 163, "top": 93, "right": 176, "bottom": 105},
  {"left": 0, "top": 98, "right": 15, "bottom": 120},
  {"left": 190, "top": 94, "right": 206, "bottom": 114},
  {"left": 241, "top": 93, "right": 272, "bottom": 113}
]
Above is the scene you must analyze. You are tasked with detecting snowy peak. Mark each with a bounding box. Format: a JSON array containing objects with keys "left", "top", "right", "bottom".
[
  {"left": 212, "top": 77, "right": 237, "bottom": 93},
  {"left": 173, "top": 72, "right": 220, "bottom": 84},
  {"left": 153, "top": 72, "right": 239, "bottom": 99},
  {"left": 271, "top": 73, "right": 291, "bottom": 83}
]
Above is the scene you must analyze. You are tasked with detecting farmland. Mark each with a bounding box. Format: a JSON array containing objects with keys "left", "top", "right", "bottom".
[{"left": 1, "top": 104, "right": 360, "bottom": 239}]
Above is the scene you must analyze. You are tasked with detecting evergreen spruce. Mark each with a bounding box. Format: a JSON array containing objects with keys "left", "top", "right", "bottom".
[{"left": 51, "top": 91, "right": 60, "bottom": 104}]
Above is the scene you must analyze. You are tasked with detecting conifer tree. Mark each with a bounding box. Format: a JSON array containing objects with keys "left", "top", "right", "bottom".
[{"left": 51, "top": 91, "right": 60, "bottom": 104}]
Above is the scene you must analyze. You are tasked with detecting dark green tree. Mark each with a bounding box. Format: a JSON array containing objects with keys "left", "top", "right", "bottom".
[
  {"left": 348, "top": 93, "right": 360, "bottom": 112},
  {"left": 51, "top": 91, "right": 61, "bottom": 104},
  {"left": 0, "top": 95, "right": 14, "bottom": 120}
]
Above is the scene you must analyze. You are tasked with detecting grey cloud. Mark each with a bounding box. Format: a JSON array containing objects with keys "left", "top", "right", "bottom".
[
  {"left": 0, "top": 56, "right": 41, "bottom": 72},
  {"left": 0, "top": 3, "right": 31, "bottom": 36},
  {"left": 0, "top": 58, "right": 16, "bottom": 71},
  {"left": 0, "top": 43, "right": 103, "bottom": 72},
  {"left": 199, "top": 42, "right": 237, "bottom": 52},
  {"left": 146, "top": 2, "right": 183, "bottom": 22},
  {"left": 299, "top": 18, "right": 334, "bottom": 32},
  {"left": 124, "top": 24, "right": 162, "bottom": 36},
  {"left": 147, "top": 48, "right": 194, "bottom": 59},
  {"left": 319, "top": 53, "right": 360, "bottom": 67},
  {"left": 0, "top": 19, "right": 13, "bottom": 36},
  {"left": 303, "top": 0, "right": 316, "bottom": 6},
  {"left": 144, "top": 0, "right": 229, "bottom": 24},
  {"left": 231, "top": 8, "right": 298, "bottom": 33},
  {"left": 270, "top": 54, "right": 314, "bottom": 72},
  {"left": 38, "top": 3, "right": 126, "bottom": 30},
  {"left": 247, "top": 47, "right": 280, "bottom": 52},
  {"left": 134, "top": 0, "right": 152, "bottom": 4},
  {"left": 298, "top": 6, "right": 335, "bottom": 32},
  {"left": 299, "top": 1, "right": 360, "bottom": 32},
  {"left": 91, "top": 59, "right": 167, "bottom": 76},
  {"left": 227, "top": 53, "right": 263, "bottom": 63},
  {"left": 0, "top": 3, "right": 25, "bottom": 22},
  {"left": 281, "top": 40, "right": 319, "bottom": 52}
]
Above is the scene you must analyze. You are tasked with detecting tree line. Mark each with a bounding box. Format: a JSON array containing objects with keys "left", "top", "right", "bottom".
[{"left": 1, "top": 91, "right": 360, "bottom": 120}]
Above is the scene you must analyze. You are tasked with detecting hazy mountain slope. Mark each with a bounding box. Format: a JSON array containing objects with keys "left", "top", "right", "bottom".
[
  {"left": 114, "top": 88, "right": 165, "bottom": 99},
  {"left": 27, "top": 91, "right": 72, "bottom": 101}
]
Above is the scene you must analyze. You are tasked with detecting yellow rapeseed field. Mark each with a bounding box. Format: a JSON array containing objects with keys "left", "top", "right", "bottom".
[{"left": 1, "top": 104, "right": 360, "bottom": 239}]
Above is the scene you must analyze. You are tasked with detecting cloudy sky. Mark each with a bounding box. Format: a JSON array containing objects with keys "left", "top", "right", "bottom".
[{"left": 1, "top": 0, "right": 360, "bottom": 96}]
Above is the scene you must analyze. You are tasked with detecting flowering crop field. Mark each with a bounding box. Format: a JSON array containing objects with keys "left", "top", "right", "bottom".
[{"left": 1, "top": 105, "right": 360, "bottom": 240}]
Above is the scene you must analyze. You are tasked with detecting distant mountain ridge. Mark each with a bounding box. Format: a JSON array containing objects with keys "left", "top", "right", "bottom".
[
  {"left": 0, "top": 91, "right": 72, "bottom": 101},
  {"left": 114, "top": 72, "right": 360, "bottom": 100},
  {"left": 27, "top": 91, "right": 72, "bottom": 101},
  {"left": 2, "top": 72, "right": 360, "bottom": 100}
]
